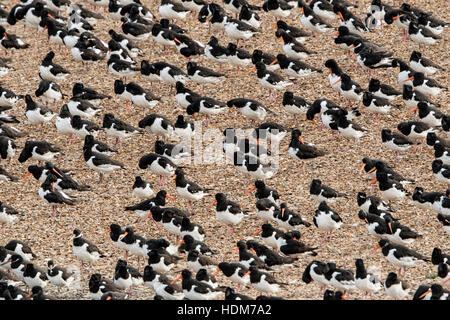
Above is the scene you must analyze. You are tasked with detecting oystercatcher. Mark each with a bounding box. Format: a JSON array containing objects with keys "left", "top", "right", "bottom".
[
  {"left": 313, "top": 201, "right": 342, "bottom": 242},
  {"left": 309, "top": 178, "right": 347, "bottom": 203},
  {"left": 376, "top": 239, "right": 429, "bottom": 277}
]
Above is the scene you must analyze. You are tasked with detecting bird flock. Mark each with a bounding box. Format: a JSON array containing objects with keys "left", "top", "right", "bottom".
[{"left": 0, "top": 0, "right": 448, "bottom": 301}]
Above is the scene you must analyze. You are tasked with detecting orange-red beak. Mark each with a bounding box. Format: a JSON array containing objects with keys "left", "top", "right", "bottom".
[
  {"left": 247, "top": 186, "right": 256, "bottom": 194},
  {"left": 269, "top": 58, "right": 278, "bottom": 66},
  {"left": 338, "top": 12, "right": 344, "bottom": 21},
  {"left": 332, "top": 78, "right": 342, "bottom": 86},
  {"left": 207, "top": 200, "right": 217, "bottom": 208},
  {"left": 170, "top": 274, "right": 182, "bottom": 285},
  {"left": 166, "top": 194, "right": 175, "bottom": 200},
  {"left": 247, "top": 66, "right": 256, "bottom": 74},
  {"left": 372, "top": 245, "right": 381, "bottom": 253},
  {"left": 102, "top": 227, "right": 111, "bottom": 235},
  {"left": 403, "top": 76, "right": 414, "bottom": 82},
  {"left": 298, "top": 136, "right": 304, "bottom": 144},
  {"left": 367, "top": 167, "right": 376, "bottom": 174},
  {"left": 174, "top": 37, "right": 182, "bottom": 44},
  {"left": 369, "top": 178, "right": 378, "bottom": 185},
  {"left": 332, "top": 31, "right": 339, "bottom": 37},
  {"left": 213, "top": 268, "right": 221, "bottom": 277},
  {"left": 409, "top": 106, "right": 418, "bottom": 113},
  {"left": 392, "top": 14, "right": 403, "bottom": 20},
  {"left": 252, "top": 229, "right": 262, "bottom": 236},
  {"left": 22, "top": 171, "right": 31, "bottom": 182}
]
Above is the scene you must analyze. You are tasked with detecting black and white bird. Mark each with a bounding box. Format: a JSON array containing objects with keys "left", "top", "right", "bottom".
[
  {"left": 35, "top": 79, "right": 64, "bottom": 106},
  {"left": 276, "top": 20, "right": 310, "bottom": 43},
  {"left": 138, "top": 153, "right": 177, "bottom": 185},
  {"left": 239, "top": 5, "right": 261, "bottom": 29},
  {"left": 186, "top": 96, "right": 228, "bottom": 127},
  {"left": 113, "top": 259, "right": 143, "bottom": 290},
  {"left": 84, "top": 135, "right": 117, "bottom": 156},
  {"left": 175, "top": 81, "right": 201, "bottom": 110},
  {"left": 120, "top": 17, "right": 151, "bottom": 42},
  {"left": 248, "top": 180, "right": 280, "bottom": 203},
  {"left": 174, "top": 168, "right": 210, "bottom": 211},
  {"left": 24, "top": 94, "right": 57, "bottom": 127},
  {"left": 88, "top": 273, "right": 123, "bottom": 300},
  {"left": 334, "top": 3, "right": 368, "bottom": 35},
  {"left": 298, "top": 0, "right": 333, "bottom": 34},
  {"left": 159, "top": 0, "right": 191, "bottom": 20},
  {"left": 368, "top": 78, "right": 402, "bottom": 102},
  {"left": 38, "top": 174, "right": 76, "bottom": 216},
  {"left": 409, "top": 50, "right": 445, "bottom": 76},
  {"left": 171, "top": 269, "right": 222, "bottom": 300},
  {"left": 72, "top": 229, "right": 106, "bottom": 266},
  {"left": 412, "top": 101, "right": 444, "bottom": 128},
  {"left": 224, "top": 18, "right": 259, "bottom": 45},
  {"left": 275, "top": 30, "right": 316, "bottom": 60},
  {"left": 209, "top": 193, "right": 246, "bottom": 235},
  {"left": 107, "top": 55, "right": 141, "bottom": 79},
  {"left": 70, "top": 115, "right": 101, "bottom": 139},
  {"left": 39, "top": 51, "right": 70, "bottom": 82},
  {"left": 72, "top": 82, "right": 111, "bottom": 106},
  {"left": 408, "top": 21, "right": 442, "bottom": 46},
  {"left": 83, "top": 145, "right": 126, "bottom": 183},
  {"left": 252, "top": 49, "right": 280, "bottom": 71},
  {"left": 139, "top": 114, "right": 175, "bottom": 141},
  {"left": 370, "top": 170, "right": 411, "bottom": 202},
  {"left": 143, "top": 265, "right": 184, "bottom": 300},
  {"left": 204, "top": 36, "right": 229, "bottom": 73},
  {"left": 186, "top": 61, "right": 226, "bottom": 84},
  {"left": 18, "top": 140, "right": 61, "bottom": 163},
  {"left": 288, "top": 129, "right": 326, "bottom": 173},
  {"left": 313, "top": 201, "right": 343, "bottom": 242},
  {"left": 273, "top": 202, "right": 311, "bottom": 230},
  {"left": 249, "top": 62, "right": 293, "bottom": 103},
  {"left": 309, "top": 178, "right": 347, "bottom": 203},
  {"left": 109, "top": 29, "right": 144, "bottom": 58},
  {"left": 4, "top": 239, "right": 36, "bottom": 262},
  {"left": 405, "top": 72, "right": 447, "bottom": 98},
  {"left": 0, "top": 136, "right": 16, "bottom": 163},
  {"left": 262, "top": 0, "right": 293, "bottom": 19},
  {"left": 225, "top": 43, "right": 253, "bottom": 72},
  {"left": 354, "top": 258, "right": 382, "bottom": 297},
  {"left": 282, "top": 91, "right": 311, "bottom": 121},
  {"left": 132, "top": 176, "right": 154, "bottom": 199},
  {"left": 0, "top": 85, "right": 23, "bottom": 107},
  {"left": 381, "top": 129, "right": 417, "bottom": 157},
  {"left": 226, "top": 98, "right": 274, "bottom": 122},
  {"left": 46, "top": 260, "right": 75, "bottom": 290},
  {"left": 432, "top": 160, "right": 450, "bottom": 188},
  {"left": 397, "top": 121, "right": 434, "bottom": 147},
  {"left": 376, "top": 239, "right": 429, "bottom": 277},
  {"left": 102, "top": 113, "right": 143, "bottom": 147},
  {"left": 173, "top": 115, "right": 194, "bottom": 141},
  {"left": 247, "top": 266, "right": 286, "bottom": 294},
  {"left": 274, "top": 53, "right": 321, "bottom": 80},
  {"left": 384, "top": 272, "right": 411, "bottom": 300}
]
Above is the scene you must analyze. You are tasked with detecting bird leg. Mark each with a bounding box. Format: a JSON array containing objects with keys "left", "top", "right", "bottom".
[
  {"left": 99, "top": 172, "right": 104, "bottom": 183},
  {"left": 125, "top": 250, "right": 129, "bottom": 262},
  {"left": 52, "top": 206, "right": 57, "bottom": 217}
]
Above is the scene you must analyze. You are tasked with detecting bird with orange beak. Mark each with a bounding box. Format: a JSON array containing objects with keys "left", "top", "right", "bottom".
[{"left": 288, "top": 129, "right": 326, "bottom": 174}]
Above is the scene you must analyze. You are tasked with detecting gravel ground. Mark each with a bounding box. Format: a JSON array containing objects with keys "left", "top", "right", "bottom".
[{"left": 0, "top": 0, "right": 449, "bottom": 300}]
